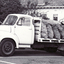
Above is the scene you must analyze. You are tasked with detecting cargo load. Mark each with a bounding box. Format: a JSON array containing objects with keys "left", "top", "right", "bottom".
[
  {"left": 60, "top": 25, "right": 64, "bottom": 39},
  {"left": 41, "top": 19, "right": 64, "bottom": 39},
  {"left": 41, "top": 22, "right": 48, "bottom": 39},
  {"left": 52, "top": 25, "right": 61, "bottom": 39},
  {"left": 42, "top": 19, "right": 60, "bottom": 25},
  {"left": 46, "top": 24, "right": 54, "bottom": 39}
]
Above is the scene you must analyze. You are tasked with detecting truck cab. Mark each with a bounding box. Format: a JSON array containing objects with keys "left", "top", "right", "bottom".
[{"left": 0, "top": 14, "right": 38, "bottom": 56}]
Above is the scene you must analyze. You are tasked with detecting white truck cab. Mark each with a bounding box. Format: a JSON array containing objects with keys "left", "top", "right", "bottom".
[{"left": 0, "top": 14, "right": 37, "bottom": 56}]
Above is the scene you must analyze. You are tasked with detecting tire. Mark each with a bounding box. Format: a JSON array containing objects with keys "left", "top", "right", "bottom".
[
  {"left": 0, "top": 39, "right": 15, "bottom": 56},
  {"left": 44, "top": 47, "right": 57, "bottom": 53}
]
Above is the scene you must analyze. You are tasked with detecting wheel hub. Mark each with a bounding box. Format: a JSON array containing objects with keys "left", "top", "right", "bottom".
[
  {"left": 4, "top": 43, "right": 12, "bottom": 52},
  {"left": 2, "top": 41, "right": 14, "bottom": 55}
]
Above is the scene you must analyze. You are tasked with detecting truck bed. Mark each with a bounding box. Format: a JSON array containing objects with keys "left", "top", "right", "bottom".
[{"left": 34, "top": 18, "right": 64, "bottom": 43}]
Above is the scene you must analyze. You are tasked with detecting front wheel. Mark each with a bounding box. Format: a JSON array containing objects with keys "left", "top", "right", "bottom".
[{"left": 0, "top": 39, "right": 15, "bottom": 56}]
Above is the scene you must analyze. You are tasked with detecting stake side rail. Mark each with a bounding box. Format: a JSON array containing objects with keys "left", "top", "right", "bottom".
[{"left": 38, "top": 38, "right": 64, "bottom": 43}]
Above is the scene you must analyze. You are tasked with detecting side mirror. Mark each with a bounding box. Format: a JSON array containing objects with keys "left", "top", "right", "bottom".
[{"left": 17, "top": 19, "right": 22, "bottom": 26}]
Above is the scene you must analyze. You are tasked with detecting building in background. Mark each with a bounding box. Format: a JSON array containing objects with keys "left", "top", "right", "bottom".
[
  {"left": 19, "top": 0, "right": 64, "bottom": 21},
  {"left": 38, "top": 0, "right": 45, "bottom": 5},
  {"left": 19, "top": 0, "right": 64, "bottom": 6},
  {"left": 38, "top": 0, "right": 64, "bottom": 6}
]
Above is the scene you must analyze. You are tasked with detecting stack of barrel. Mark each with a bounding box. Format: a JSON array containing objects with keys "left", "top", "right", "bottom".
[{"left": 41, "top": 19, "right": 64, "bottom": 39}]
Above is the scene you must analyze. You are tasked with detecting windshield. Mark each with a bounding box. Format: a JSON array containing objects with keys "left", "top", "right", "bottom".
[{"left": 3, "top": 15, "right": 17, "bottom": 25}]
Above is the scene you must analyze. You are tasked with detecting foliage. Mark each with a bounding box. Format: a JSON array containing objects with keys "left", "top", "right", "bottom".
[
  {"left": 27, "top": 0, "right": 37, "bottom": 9},
  {"left": 0, "top": 0, "right": 22, "bottom": 22}
]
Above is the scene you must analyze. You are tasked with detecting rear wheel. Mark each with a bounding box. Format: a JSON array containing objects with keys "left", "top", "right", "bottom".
[{"left": 0, "top": 39, "right": 15, "bottom": 56}]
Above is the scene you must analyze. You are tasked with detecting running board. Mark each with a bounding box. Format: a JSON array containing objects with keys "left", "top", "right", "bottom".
[{"left": 18, "top": 44, "right": 31, "bottom": 48}]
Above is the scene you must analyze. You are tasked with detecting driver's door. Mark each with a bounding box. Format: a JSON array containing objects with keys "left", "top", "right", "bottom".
[{"left": 14, "top": 17, "right": 32, "bottom": 44}]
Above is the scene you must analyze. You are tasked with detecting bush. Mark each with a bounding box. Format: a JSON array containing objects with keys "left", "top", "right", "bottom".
[{"left": 0, "top": 0, "right": 22, "bottom": 22}]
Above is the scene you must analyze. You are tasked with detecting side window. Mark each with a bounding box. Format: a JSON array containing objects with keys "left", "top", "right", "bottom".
[
  {"left": 22, "top": 17, "right": 30, "bottom": 26},
  {"left": 17, "top": 17, "right": 30, "bottom": 26},
  {"left": 34, "top": 20, "right": 40, "bottom": 23},
  {"left": 17, "top": 19, "right": 22, "bottom": 25}
]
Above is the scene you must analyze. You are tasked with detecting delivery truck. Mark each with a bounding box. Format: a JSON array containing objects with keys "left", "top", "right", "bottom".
[{"left": 0, "top": 14, "right": 64, "bottom": 56}]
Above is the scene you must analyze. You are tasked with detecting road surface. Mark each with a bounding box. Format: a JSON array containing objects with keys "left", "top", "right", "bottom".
[{"left": 0, "top": 49, "right": 64, "bottom": 64}]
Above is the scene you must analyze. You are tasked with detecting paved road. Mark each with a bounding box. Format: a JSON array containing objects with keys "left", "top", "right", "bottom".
[{"left": 0, "top": 49, "right": 64, "bottom": 64}]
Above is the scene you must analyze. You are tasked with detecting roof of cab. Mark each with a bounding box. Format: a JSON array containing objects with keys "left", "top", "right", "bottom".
[
  {"left": 33, "top": 17, "right": 41, "bottom": 20},
  {"left": 9, "top": 14, "right": 33, "bottom": 18},
  {"left": 9, "top": 14, "right": 41, "bottom": 20}
]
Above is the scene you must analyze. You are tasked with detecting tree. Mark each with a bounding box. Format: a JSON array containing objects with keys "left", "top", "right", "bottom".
[
  {"left": 27, "top": 0, "right": 31, "bottom": 8},
  {"left": 31, "top": 2, "right": 37, "bottom": 8},
  {"left": 27, "top": 0, "right": 37, "bottom": 9},
  {"left": 0, "top": 0, "right": 22, "bottom": 22}
]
